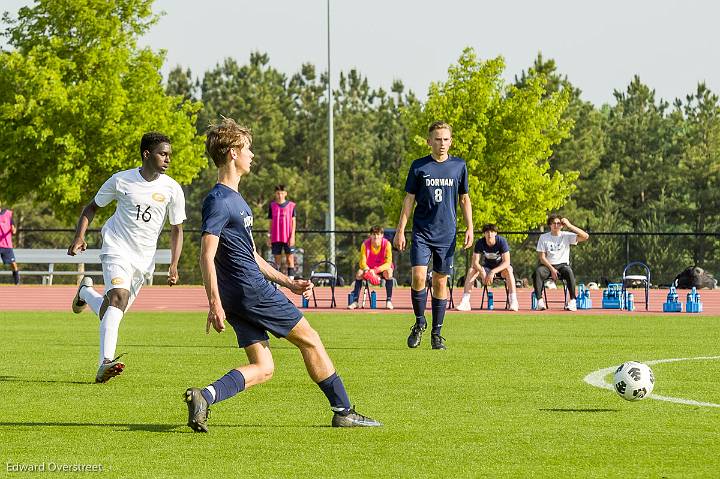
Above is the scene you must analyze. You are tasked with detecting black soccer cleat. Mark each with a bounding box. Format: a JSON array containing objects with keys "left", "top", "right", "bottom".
[
  {"left": 332, "top": 408, "right": 382, "bottom": 427},
  {"left": 184, "top": 387, "right": 210, "bottom": 433},
  {"left": 431, "top": 333, "right": 447, "bottom": 350},
  {"left": 407, "top": 324, "right": 426, "bottom": 348}
]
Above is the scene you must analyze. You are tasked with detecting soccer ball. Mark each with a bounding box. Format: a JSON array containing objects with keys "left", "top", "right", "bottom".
[{"left": 613, "top": 361, "right": 654, "bottom": 401}]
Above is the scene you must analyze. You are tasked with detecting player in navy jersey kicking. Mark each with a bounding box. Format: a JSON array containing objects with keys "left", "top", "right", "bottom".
[
  {"left": 394, "top": 121, "right": 473, "bottom": 350},
  {"left": 184, "top": 118, "right": 381, "bottom": 432}
]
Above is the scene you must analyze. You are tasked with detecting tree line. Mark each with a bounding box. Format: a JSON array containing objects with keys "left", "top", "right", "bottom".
[{"left": 1, "top": 1, "right": 718, "bottom": 285}]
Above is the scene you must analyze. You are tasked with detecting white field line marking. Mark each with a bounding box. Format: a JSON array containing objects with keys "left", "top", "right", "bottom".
[{"left": 583, "top": 356, "right": 720, "bottom": 408}]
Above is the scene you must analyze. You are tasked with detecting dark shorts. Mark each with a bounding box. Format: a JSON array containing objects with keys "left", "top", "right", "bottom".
[
  {"left": 0, "top": 248, "right": 16, "bottom": 264},
  {"left": 225, "top": 287, "right": 303, "bottom": 348},
  {"left": 481, "top": 262, "right": 508, "bottom": 272},
  {"left": 410, "top": 236, "right": 455, "bottom": 274},
  {"left": 271, "top": 242, "right": 295, "bottom": 255}
]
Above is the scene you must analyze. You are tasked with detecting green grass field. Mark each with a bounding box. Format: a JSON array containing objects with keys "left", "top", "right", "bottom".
[{"left": 1, "top": 310, "right": 719, "bottom": 478}]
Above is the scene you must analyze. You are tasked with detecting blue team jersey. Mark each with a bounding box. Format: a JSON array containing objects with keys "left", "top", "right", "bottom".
[
  {"left": 404, "top": 155, "right": 469, "bottom": 245},
  {"left": 201, "top": 184, "right": 275, "bottom": 309},
  {"left": 474, "top": 235, "right": 510, "bottom": 267}
]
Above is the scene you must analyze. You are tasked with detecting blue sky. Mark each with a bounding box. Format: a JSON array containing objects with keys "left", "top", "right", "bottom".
[{"left": 3, "top": 0, "right": 718, "bottom": 106}]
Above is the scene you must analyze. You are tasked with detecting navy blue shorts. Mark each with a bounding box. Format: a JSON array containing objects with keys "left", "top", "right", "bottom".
[
  {"left": 225, "top": 287, "right": 303, "bottom": 348},
  {"left": 0, "top": 248, "right": 16, "bottom": 264},
  {"left": 271, "top": 242, "right": 295, "bottom": 255},
  {"left": 410, "top": 237, "right": 455, "bottom": 274}
]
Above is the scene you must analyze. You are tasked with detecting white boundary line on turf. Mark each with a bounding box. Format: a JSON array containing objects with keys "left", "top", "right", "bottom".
[{"left": 583, "top": 356, "right": 720, "bottom": 408}]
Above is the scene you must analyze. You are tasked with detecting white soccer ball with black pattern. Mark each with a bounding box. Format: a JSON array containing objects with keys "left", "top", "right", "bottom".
[{"left": 613, "top": 361, "right": 654, "bottom": 401}]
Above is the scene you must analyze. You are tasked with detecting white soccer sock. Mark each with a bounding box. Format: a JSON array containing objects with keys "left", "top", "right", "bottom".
[
  {"left": 509, "top": 292, "right": 517, "bottom": 302},
  {"left": 462, "top": 292, "right": 471, "bottom": 300},
  {"left": 204, "top": 385, "right": 217, "bottom": 402},
  {"left": 80, "top": 286, "right": 104, "bottom": 316},
  {"left": 98, "top": 306, "right": 124, "bottom": 366}
]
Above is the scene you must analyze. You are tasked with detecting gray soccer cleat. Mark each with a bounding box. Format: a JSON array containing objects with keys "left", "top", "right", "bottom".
[
  {"left": 72, "top": 276, "right": 94, "bottom": 314},
  {"left": 95, "top": 355, "right": 125, "bottom": 383},
  {"left": 332, "top": 408, "right": 382, "bottom": 427},
  {"left": 184, "top": 388, "right": 210, "bottom": 433}
]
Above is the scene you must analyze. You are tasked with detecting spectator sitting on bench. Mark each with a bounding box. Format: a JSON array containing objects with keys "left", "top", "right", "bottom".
[
  {"left": 533, "top": 214, "right": 589, "bottom": 311},
  {"left": 348, "top": 225, "right": 394, "bottom": 310},
  {"left": 456, "top": 223, "right": 519, "bottom": 311}
]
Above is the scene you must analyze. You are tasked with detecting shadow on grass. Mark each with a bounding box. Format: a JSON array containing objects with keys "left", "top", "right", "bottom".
[
  {"left": 66, "top": 344, "right": 235, "bottom": 349},
  {"left": 0, "top": 377, "right": 93, "bottom": 385},
  {"left": 112, "top": 344, "right": 397, "bottom": 351},
  {"left": 539, "top": 408, "right": 620, "bottom": 413},
  {"left": 0, "top": 422, "right": 331, "bottom": 431},
  {"left": 0, "top": 422, "right": 180, "bottom": 432}
]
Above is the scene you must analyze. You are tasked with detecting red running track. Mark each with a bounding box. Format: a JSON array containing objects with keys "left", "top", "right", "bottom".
[{"left": 1, "top": 285, "right": 719, "bottom": 315}]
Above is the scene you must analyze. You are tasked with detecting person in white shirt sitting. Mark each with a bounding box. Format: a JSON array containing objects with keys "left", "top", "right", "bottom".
[{"left": 533, "top": 215, "right": 589, "bottom": 311}]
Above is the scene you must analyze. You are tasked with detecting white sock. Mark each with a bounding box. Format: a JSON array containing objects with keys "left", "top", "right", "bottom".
[
  {"left": 80, "top": 287, "right": 104, "bottom": 316},
  {"left": 509, "top": 292, "right": 517, "bottom": 302},
  {"left": 99, "top": 306, "right": 124, "bottom": 366},
  {"left": 205, "top": 385, "right": 217, "bottom": 402},
  {"left": 462, "top": 292, "right": 471, "bottom": 300}
]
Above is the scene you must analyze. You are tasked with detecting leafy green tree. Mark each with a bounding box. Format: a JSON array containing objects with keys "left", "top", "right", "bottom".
[
  {"left": 374, "top": 80, "right": 418, "bottom": 201},
  {"left": 668, "top": 83, "right": 720, "bottom": 266},
  {"left": 285, "top": 63, "right": 331, "bottom": 234},
  {"left": 198, "top": 53, "right": 294, "bottom": 219},
  {"left": 0, "top": 0, "right": 205, "bottom": 221},
  {"left": 334, "top": 69, "right": 392, "bottom": 230},
  {"left": 166, "top": 66, "right": 199, "bottom": 102},
  {"left": 390, "top": 48, "right": 577, "bottom": 235},
  {"left": 516, "top": 53, "right": 607, "bottom": 223},
  {"left": 602, "top": 76, "right": 673, "bottom": 230}
]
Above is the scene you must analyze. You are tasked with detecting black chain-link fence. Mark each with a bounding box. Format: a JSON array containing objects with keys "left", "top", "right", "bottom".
[{"left": 4, "top": 229, "right": 719, "bottom": 287}]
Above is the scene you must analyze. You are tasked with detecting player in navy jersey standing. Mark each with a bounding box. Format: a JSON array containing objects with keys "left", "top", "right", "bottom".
[
  {"left": 394, "top": 121, "right": 473, "bottom": 350},
  {"left": 184, "top": 118, "right": 381, "bottom": 432}
]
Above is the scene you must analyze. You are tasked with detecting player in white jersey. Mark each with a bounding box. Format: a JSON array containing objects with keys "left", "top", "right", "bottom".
[{"left": 67, "top": 132, "right": 186, "bottom": 383}]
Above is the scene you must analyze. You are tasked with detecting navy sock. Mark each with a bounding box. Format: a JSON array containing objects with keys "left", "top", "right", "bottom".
[
  {"left": 203, "top": 369, "right": 245, "bottom": 405},
  {"left": 411, "top": 288, "right": 428, "bottom": 328},
  {"left": 385, "top": 278, "right": 393, "bottom": 300},
  {"left": 352, "top": 279, "right": 363, "bottom": 302},
  {"left": 317, "top": 372, "right": 351, "bottom": 411},
  {"left": 12, "top": 270, "right": 19, "bottom": 285},
  {"left": 431, "top": 297, "right": 448, "bottom": 335}
]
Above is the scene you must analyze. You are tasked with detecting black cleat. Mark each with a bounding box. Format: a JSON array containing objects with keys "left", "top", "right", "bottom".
[
  {"left": 407, "top": 324, "right": 426, "bottom": 348},
  {"left": 184, "top": 388, "right": 210, "bottom": 433},
  {"left": 431, "top": 333, "right": 447, "bottom": 350},
  {"left": 332, "top": 408, "right": 382, "bottom": 427}
]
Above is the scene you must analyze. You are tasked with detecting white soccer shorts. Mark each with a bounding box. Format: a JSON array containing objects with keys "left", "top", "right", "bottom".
[{"left": 101, "top": 255, "right": 149, "bottom": 311}]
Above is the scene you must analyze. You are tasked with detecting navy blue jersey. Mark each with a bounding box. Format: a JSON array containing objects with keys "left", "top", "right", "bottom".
[
  {"left": 474, "top": 235, "right": 510, "bottom": 267},
  {"left": 404, "top": 155, "right": 469, "bottom": 245},
  {"left": 202, "top": 184, "right": 274, "bottom": 308}
]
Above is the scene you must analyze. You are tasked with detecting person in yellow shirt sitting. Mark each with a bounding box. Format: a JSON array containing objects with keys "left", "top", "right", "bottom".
[{"left": 348, "top": 226, "right": 395, "bottom": 310}]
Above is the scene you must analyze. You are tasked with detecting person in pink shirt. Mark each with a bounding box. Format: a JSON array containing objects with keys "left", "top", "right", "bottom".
[
  {"left": 267, "top": 185, "right": 297, "bottom": 278},
  {"left": 0, "top": 205, "right": 19, "bottom": 285},
  {"left": 348, "top": 225, "right": 395, "bottom": 310}
]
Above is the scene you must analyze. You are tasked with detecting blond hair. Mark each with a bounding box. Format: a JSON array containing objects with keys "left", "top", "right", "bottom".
[
  {"left": 428, "top": 121, "right": 452, "bottom": 137},
  {"left": 205, "top": 117, "right": 252, "bottom": 167}
]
